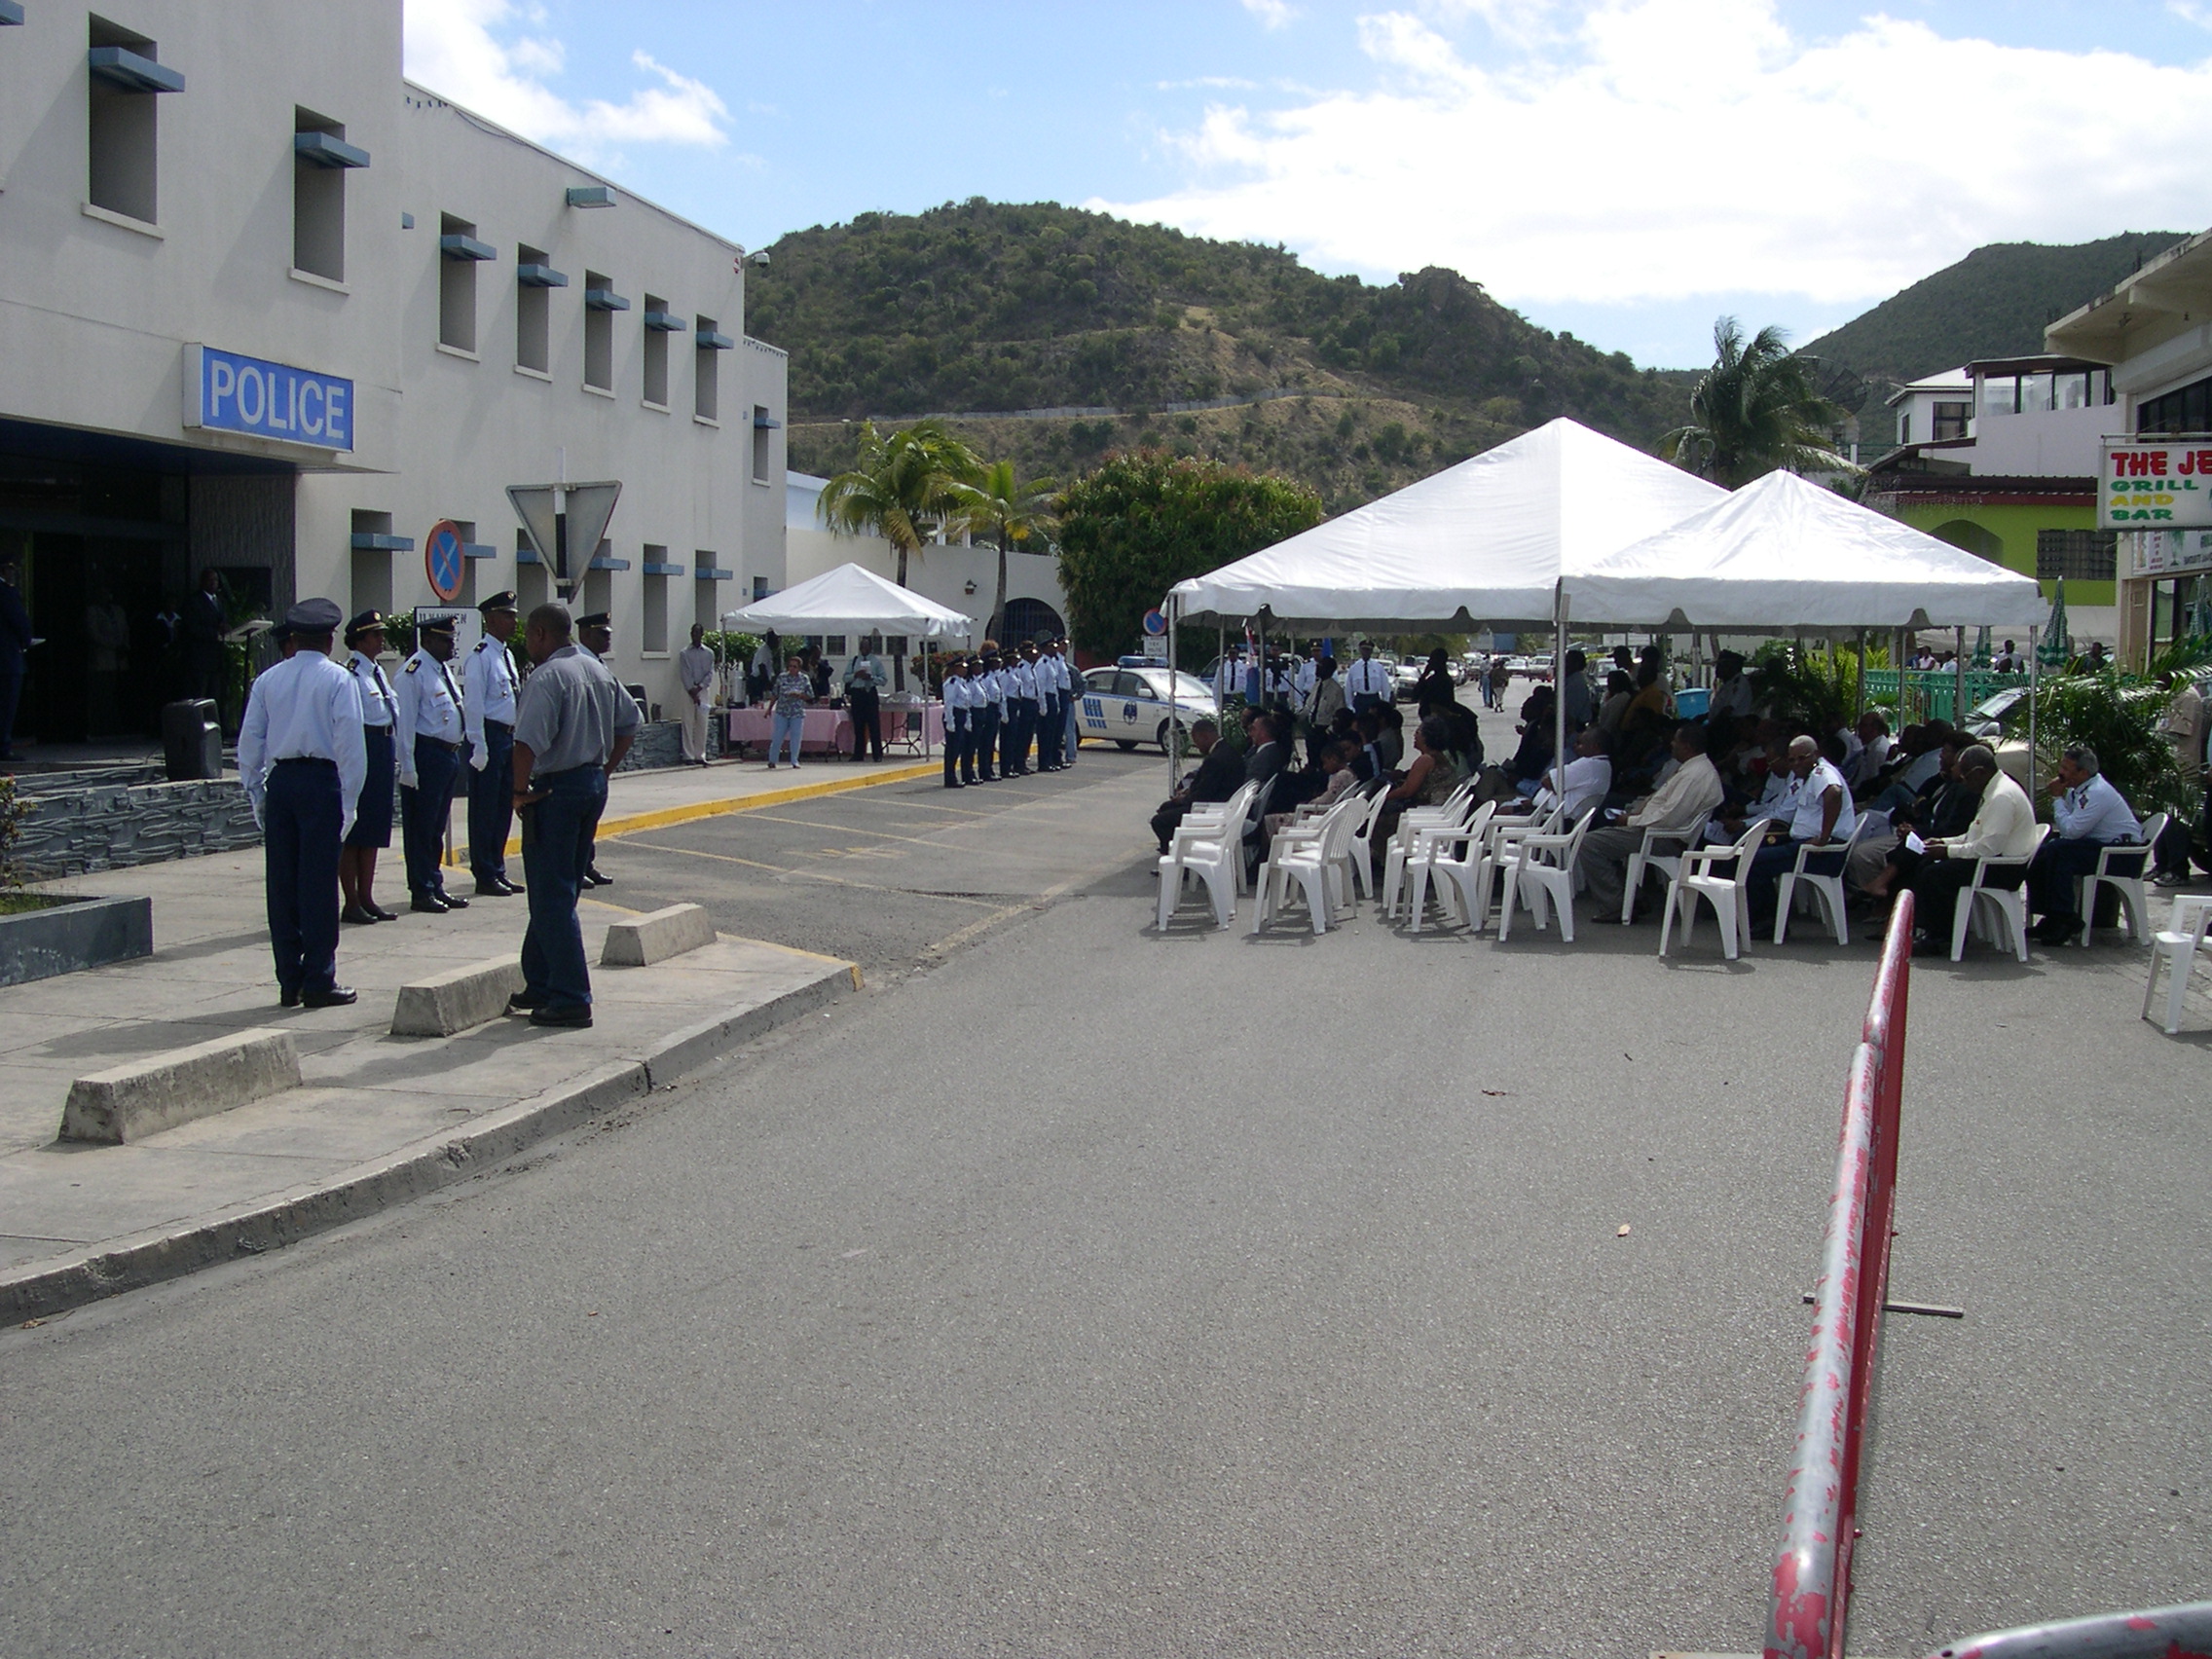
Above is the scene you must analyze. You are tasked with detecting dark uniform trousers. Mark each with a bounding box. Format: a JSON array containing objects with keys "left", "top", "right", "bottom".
[
  {"left": 2029, "top": 836, "right": 2140, "bottom": 926},
  {"left": 265, "top": 757, "right": 343, "bottom": 997},
  {"left": 970, "top": 707, "right": 999, "bottom": 782},
  {"left": 1036, "top": 690, "right": 1060, "bottom": 769},
  {"left": 468, "top": 719, "right": 515, "bottom": 884},
  {"left": 943, "top": 713, "right": 969, "bottom": 786},
  {"left": 1005, "top": 698, "right": 1034, "bottom": 775},
  {"left": 849, "top": 687, "right": 883, "bottom": 760},
  {"left": 401, "top": 734, "right": 462, "bottom": 899},
  {"left": 520, "top": 764, "right": 608, "bottom": 1011}
]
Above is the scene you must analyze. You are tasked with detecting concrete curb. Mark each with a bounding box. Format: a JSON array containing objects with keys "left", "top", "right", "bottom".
[{"left": 1, "top": 960, "right": 860, "bottom": 1325}]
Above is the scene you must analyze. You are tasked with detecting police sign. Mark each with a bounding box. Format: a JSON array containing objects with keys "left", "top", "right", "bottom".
[{"left": 182, "top": 344, "right": 353, "bottom": 452}]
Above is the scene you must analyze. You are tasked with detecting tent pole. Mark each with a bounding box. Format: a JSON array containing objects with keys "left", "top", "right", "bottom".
[
  {"left": 1856, "top": 627, "right": 1867, "bottom": 722},
  {"left": 2027, "top": 622, "right": 2039, "bottom": 799},
  {"left": 1168, "top": 597, "right": 1183, "bottom": 793},
  {"left": 1954, "top": 625, "right": 1967, "bottom": 726},
  {"left": 1553, "top": 584, "right": 1568, "bottom": 802}
]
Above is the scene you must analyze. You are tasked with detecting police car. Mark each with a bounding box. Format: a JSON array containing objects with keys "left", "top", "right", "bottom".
[{"left": 1078, "top": 666, "right": 1220, "bottom": 752}]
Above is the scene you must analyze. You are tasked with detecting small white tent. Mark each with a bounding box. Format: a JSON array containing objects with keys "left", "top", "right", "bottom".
[
  {"left": 722, "top": 562, "right": 976, "bottom": 638},
  {"left": 1566, "top": 469, "right": 2048, "bottom": 630},
  {"left": 1168, "top": 419, "right": 1727, "bottom": 627}
]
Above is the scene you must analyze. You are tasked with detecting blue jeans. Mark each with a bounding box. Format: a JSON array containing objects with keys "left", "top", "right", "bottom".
[
  {"left": 769, "top": 711, "right": 805, "bottom": 765},
  {"left": 264, "top": 757, "right": 343, "bottom": 996},
  {"left": 520, "top": 765, "right": 607, "bottom": 1011}
]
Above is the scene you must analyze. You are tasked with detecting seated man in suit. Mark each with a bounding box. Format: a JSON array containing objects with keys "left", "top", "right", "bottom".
[
  {"left": 1243, "top": 712, "right": 1288, "bottom": 789},
  {"left": 1151, "top": 719, "right": 1245, "bottom": 854}
]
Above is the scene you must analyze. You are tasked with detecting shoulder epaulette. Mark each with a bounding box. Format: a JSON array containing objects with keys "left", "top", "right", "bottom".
[{"left": 404, "top": 659, "right": 421, "bottom": 674}]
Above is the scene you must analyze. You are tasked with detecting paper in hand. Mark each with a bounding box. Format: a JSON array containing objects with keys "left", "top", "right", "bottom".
[{"left": 1903, "top": 831, "right": 1927, "bottom": 855}]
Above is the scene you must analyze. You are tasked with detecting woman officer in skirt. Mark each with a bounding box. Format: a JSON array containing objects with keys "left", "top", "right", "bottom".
[{"left": 340, "top": 609, "right": 401, "bottom": 924}]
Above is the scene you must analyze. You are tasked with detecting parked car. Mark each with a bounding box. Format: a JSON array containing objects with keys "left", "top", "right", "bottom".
[
  {"left": 1078, "top": 667, "right": 1220, "bottom": 752},
  {"left": 1388, "top": 661, "right": 1423, "bottom": 702}
]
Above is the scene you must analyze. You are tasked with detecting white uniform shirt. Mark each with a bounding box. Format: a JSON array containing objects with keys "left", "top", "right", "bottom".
[
  {"left": 348, "top": 650, "right": 396, "bottom": 729},
  {"left": 1536, "top": 755, "right": 1612, "bottom": 822},
  {"left": 393, "top": 646, "right": 465, "bottom": 786},
  {"left": 1011, "top": 658, "right": 1038, "bottom": 699},
  {"left": 981, "top": 668, "right": 1007, "bottom": 714},
  {"left": 1788, "top": 757, "right": 1858, "bottom": 842},
  {"left": 2052, "top": 772, "right": 2139, "bottom": 842},
  {"left": 1346, "top": 657, "right": 1391, "bottom": 701},
  {"left": 237, "top": 650, "right": 368, "bottom": 837},
  {"left": 1295, "top": 657, "right": 1318, "bottom": 697},
  {"left": 680, "top": 644, "right": 718, "bottom": 700},
  {"left": 942, "top": 673, "right": 973, "bottom": 725},
  {"left": 1710, "top": 676, "right": 1753, "bottom": 719},
  {"left": 461, "top": 635, "right": 519, "bottom": 763}
]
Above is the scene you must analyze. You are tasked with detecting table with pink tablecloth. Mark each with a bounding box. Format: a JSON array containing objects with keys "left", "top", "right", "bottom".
[{"left": 724, "top": 707, "right": 851, "bottom": 755}]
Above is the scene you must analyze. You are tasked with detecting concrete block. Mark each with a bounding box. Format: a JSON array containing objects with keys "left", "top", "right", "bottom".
[
  {"left": 0, "top": 893, "right": 154, "bottom": 987},
  {"left": 601, "top": 903, "right": 719, "bottom": 968},
  {"left": 60, "top": 1029, "right": 301, "bottom": 1144},
  {"left": 389, "top": 956, "right": 525, "bottom": 1037}
]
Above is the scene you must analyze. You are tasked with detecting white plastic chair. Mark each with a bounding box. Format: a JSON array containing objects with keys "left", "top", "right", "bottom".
[
  {"left": 1950, "top": 823, "right": 2049, "bottom": 962},
  {"left": 1620, "top": 810, "right": 1713, "bottom": 925},
  {"left": 1773, "top": 815, "right": 1873, "bottom": 945},
  {"left": 1344, "top": 784, "right": 1392, "bottom": 903},
  {"left": 1382, "top": 791, "right": 1476, "bottom": 918},
  {"left": 1661, "top": 819, "right": 1770, "bottom": 960},
  {"left": 2143, "top": 895, "right": 2212, "bottom": 1034},
  {"left": 1405, "top": 801, "right": 1497, "bottom": 934},
  {"left": 1253, "top": 793, "right": 1367, "bottom": 935},
  {"left": 1498, "top": 806, "right": 1601, "bottom": 943},
  {"left": 2080, "top": 811, "right": 2166, "bottom": 946},
  {"left": 1158, "top": 781, "right": 1256, "bottom": 930}
]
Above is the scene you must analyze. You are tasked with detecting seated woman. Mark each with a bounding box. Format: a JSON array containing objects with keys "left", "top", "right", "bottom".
[
  {"left": 1374, "top": 717, "right": 1469, "bottom": 852},
  {"left": 1473, "top": 686, "right": 1556, "bottom": 805},
  {"left": 1596, "top": 669, "right": 1635, "bottom": 740},
  {"left": 1265, "top": 741, "right": 1360, "bottom": 836}
]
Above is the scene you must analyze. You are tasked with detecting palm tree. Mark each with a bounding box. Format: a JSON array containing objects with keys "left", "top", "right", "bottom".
[
  {"left": 817, "top": 419, "right": 983, "bottom": 587},
  {"left": 950, "top": 460, "right": 1058, "bottom": 642},
  {"left": 1663, "top": 317, "right": 1856, "bottom": 487}
]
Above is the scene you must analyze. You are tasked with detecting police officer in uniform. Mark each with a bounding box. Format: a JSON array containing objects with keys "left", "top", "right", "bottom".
[
  {"left": 1031, "top": 640, "right": 1061, "bottom": 773},
  {"left": 507, "top": 602, "right": 642, "bottom": 1028},
  {"left": 942, "top": 654, "right": 973, "bottom": 788},
  {"left": 237, "top": 599, "right": 367, "bottom": 1007},
  {"left": 972, "top": 649, "right": 1003, "bottom": 783},
  {"left": 1051, "top": 638, "right": 1079, "bottom": 768},
  {"left": 463, "top": 591, "right": 523, "bottom": 897},
  {"left": 395, "top": 613, "right": 469, "bottom": 912},
  {"left": 573, "top": 610, "right": 617, "bottom": 886},
  {"left": 340, "top": 609, "right": 399, "bottom": 925},
  {"left": 1005, "top": 643, "right": 1039, "bottom": 776}
]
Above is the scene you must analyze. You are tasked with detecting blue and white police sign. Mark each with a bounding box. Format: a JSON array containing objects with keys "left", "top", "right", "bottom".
[
  {"left": 181, "top": 344, "right": 353, "bottom": 452},
  {"left": 1141, "top": 608, "right": 1167, "bottom": 636},
  {"left": 424, "top": 519, "right": 465, "bottom": 604}
]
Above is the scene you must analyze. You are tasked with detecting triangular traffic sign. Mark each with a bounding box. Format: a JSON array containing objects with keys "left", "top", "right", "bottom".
[{"left": 505, "top": 480, "right": 622, "bottom": 586}]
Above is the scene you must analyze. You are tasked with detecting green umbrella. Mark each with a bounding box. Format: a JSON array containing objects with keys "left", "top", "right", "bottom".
[{"left": 2039, "top": 578, "right": 2071, "bottom": 668}]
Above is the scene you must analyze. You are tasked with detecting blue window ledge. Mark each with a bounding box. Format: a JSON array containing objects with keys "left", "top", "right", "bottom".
[
  {"left": 695, "top": 329, "right": 734, "bottom": 350},
  {"left": 517, "top": 263, "right": 569, "bottom": 288},
  {"left": 588, "top": 555, "right": 631, "bottom": 571},
  {"left": 439, "top": 234, "right": 496, "bottom": 262},
  {"left": 584, "top": 288, "right": 630, "bottom": 313},
  {"left": 294, "top": 130, "right": 371, "bottom": 169},
  {"left": 641, "top": 561, "right": 686, "bottom": 576},
  {"left": 565, "top": 185, "right": 615, "bottom": 208},
  {"left": 644, "top": 310, "right": 687, "bottom": 333},
  {"left": 2, "top": 3, "right": 29, "bottom": 25},
  {"left": 350, "top": 532, "right": 415, "bottom": 552},
  {"left": 694, "top": 565, "right": 734, "bottom": 581},
  {"left": 461, "top": 541, "right": 498, "bottom": 561},
  {"left": 515, "top": 547, "right": 542, "bottom": 566},
  {"left": 752, "top": 412, "right": 784, "bottom": 430},
  {"left": 89, "top": 46, "right": 184, "bottom": 92}
]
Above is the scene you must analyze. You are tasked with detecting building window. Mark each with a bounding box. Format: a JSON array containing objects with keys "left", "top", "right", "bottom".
[
  {"left": 2036, "top": 529, "right": 2118, "bottom": 582},
  {"left": 438, "top": 214, "right": 479, "bottom": 353},
  {"left": 642, "top": 563, "right": 669, "bottom": 654},
  {"left": 1932, "top": 401, "right": 1970, "bottom": 443},
  {"left": 88, "top": 17, "right": 172, "bottom": 224},
  {"left": 291, "top": 107, "right": 362, "bottom": 281},
  {"left": 2138, "top": 375, "right": 2212, "bottom": 436},
  {"left": 350, "top": 510, "right": 393, "bottom": 617},
  {"left": 1002, "top": 599, "right": 1067, "bottom": 643},
  {"left": 582, "top": 566, "right": 611, "bottom": 624},
  {"left": 516, "top": 243, "right": 553, "bottom": 373},
  {"left": 642, "top": 293, "right": 671, "bottom": 407},
  {"left": 516, "top": 528, "right": 548, "bottom": 611},
  {"left": 583, "top": 270, "right": 614, "bottom": 390},
  {"left": 1899, "top": 412, "right": 1911, "bottom": 445},
  {"left": 752, "top": 405, "right": 771, "bottom": 484},
  {"left": 693, "top": 315, "right": 720, "bottom": 420}
]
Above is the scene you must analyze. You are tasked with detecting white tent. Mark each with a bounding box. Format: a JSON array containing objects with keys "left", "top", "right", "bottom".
[
  {"left": 1167, "top": 418, "right": 1728, "bottom": 627},
  {"left": 1566, "top": 469, "right": 2049, "bottom": 630},
  {"left": 722, "top": 561, "right": 976, "bottom": 638}
]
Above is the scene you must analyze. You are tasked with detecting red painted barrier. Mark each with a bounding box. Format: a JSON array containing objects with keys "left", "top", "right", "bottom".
[{"left": 1766, "top": 891, "right": 1913, "bottom": 1659}]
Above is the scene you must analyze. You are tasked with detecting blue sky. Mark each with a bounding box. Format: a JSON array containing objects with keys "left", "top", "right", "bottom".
[{"left": 406, "top": 1, "right": 2212, "bottom": 368}]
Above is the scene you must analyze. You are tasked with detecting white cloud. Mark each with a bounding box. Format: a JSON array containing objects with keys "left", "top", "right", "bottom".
[
  {"left": 402, "top": 0, "right": 730, "bottom": 156},
  {"left": 1100, "top": 1, "right": 2212, "bottom": 310},
  {"left": 1242, "top": 0, "right": 1297, "bottom": 28}
]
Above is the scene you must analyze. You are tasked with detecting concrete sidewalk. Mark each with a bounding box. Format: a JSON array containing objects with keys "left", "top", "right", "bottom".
[{"left": 0, "top": 756, "right": 935, "bottom": 1320}]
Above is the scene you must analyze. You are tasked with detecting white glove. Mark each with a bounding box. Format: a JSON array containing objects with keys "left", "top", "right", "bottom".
[{"left": 470, "top": 748, "right": 488, "bottom": 772}]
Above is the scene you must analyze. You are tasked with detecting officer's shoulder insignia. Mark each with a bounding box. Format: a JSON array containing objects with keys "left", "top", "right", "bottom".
[{"left": 404, "top": 658, "right": 421, "bottom": 674}]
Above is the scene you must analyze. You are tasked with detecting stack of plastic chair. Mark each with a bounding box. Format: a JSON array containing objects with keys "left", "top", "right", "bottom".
[
  {"left": 1458, "top": 802, "right": 1565, "bottom": 935},
  {"left": 1404, "top": 801, "right": 1497, "bottom": 934},
  {"left": 1619, "top": 810, "right": 1713, "bottom": 925},
  {"left": 1952, "top": 823, "right": 2049, "bottom": 962},
  {"left": 1252, "top": 793, "right": 1368, "bottom": 935},
  {"left": 2143, "top": 896, "right": 2212, "bottom": 1034},
  {"left": 1773, "top": 814, "right": 1873, "bottom": 945},
  {"left": 2081, "top": 810, "right": 2166, "bottom": 945},
  {"left": 1382, "top": 786, "right": 1477, "bottom": 919},
  {"left": 1156, "top": 780, "right": 1256, "bottom": 930},
  {"left": 1497, "top": 806, "right": 1600, "bottom": 943},
  {"left": 1660, "top": 819, "right": 1770, "bottom": 960},
  {"left": 1343, "top": 784, "right": 1393, "bottom": 903}
]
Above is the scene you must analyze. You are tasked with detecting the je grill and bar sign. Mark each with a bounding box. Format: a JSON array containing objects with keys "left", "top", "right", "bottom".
[
  {"left": 181, "top": 344, "right": 353, "bottom": 452},
  {"left": 2100, "top": 438, "right": 2212, "bottom": 528}
]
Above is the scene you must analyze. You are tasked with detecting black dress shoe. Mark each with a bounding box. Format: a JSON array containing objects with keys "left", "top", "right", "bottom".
[
  {"left": 438, "top": 891, "right": 470, "bottom": 909},
  {"left": 583, "top": 867, "right": 612, "bottom": 887},
  {"left": 474, "top": 880, "right": 518, "bottom": 897},
  {"left": 368, "top": 903, "right": 401, "bottom": 922},
  {"left": 302, "top": 986, "right": 358, "bottom": 1009},
  {"left": 410, "top": 894, "right": 450, "bottom": 914},
  {"left": 279, "top": 987, "right": 302, "bottom": 1008},
  {"left": 503, "top": 992, "right": 543, "bottom": 1016},
  {"left": 529, "top": 1003, "right": 593, "bottom": 1028},
  {"left": 341, "top": 904, "right": 380, "bottom": 925}
]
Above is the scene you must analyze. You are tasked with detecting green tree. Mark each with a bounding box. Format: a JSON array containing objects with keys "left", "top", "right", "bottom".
[
  {"left": 949, "top": 459, "right": 1057, "bottom": 643},
  {"left": 1054, "top": 451, "right": 1323, "bottom": 658},
  {"left": 1664, "top": 317, "right": 1855, "bottom": 487},
  {"left": 817, "top": 419, "right": 982, "bottom": 587}
]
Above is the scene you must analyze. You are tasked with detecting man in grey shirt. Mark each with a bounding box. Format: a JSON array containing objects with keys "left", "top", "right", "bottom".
[{"left": 507, "top": 602, "right": 641, "bottom": 1028}]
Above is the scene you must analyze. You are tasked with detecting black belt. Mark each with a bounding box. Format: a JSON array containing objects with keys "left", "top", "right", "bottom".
[
  {"left": 418, "top": 736, "right": 463, "bottom": 753},
  {"left": 484, "top": 719, "right": 514, "bottom": 733},
  {"left": 273, "top": 756, "right": 336, "bottom": 769},
  {"left": 364, "top": 723, "right": 393, "bottom": 734}
]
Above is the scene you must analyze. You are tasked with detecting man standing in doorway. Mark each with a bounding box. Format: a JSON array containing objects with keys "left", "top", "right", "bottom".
[
  {"left": 184, "top": 568, "right": 226, "bottom": 720},
  {"left": 678, "top": 622, "right": 717, "bottom": 766},
  {"left": 507, "top": 602, "right": 639, "bottom": 1029},
  {"left": 463, "top": 591, "right": 523, "bottom": 898},
  {"left": 395, "top": 614, "right": 469, "bottom": 913},
  {"left": 0, "top": 553, "right": 30, "bottom": 763}
]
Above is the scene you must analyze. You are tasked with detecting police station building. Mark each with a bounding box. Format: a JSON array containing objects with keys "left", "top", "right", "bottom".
[{"left": 0, "top": 0, "right": 788, "bottom": 745}]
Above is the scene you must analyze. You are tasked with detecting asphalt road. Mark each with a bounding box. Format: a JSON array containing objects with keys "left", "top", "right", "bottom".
[{"left": 2, "top": 717, "right": 2206, "bottom": 1658}]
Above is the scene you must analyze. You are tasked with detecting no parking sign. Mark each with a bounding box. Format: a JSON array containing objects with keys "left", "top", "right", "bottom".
[{"left": 424, "top": 519, "right": 465, "bottom": 605}]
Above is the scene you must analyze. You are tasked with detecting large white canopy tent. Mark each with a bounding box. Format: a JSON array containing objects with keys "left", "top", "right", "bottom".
[{"left": 722, "top": 562, "right": 976, "bottom": 760}]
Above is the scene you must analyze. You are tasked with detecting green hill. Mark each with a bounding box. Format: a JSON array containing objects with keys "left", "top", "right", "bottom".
[
  {"left": 1803, "top": 232, "right": 2189, "bottom": 386},
  {"left": 746, "top": 199, "right": 1700, "bottom": 513}
]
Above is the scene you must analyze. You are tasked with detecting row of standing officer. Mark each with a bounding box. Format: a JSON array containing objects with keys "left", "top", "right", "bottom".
[{"left": 940, "top": 637, "right": 1079, "bottom": 789}]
